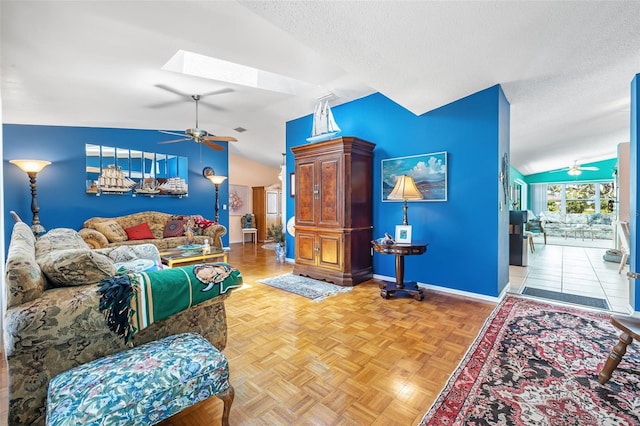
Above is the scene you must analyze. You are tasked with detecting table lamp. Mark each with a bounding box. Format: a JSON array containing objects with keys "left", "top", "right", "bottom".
[{"left": 387, "top": 175, "right": 423, "bottom": 225}]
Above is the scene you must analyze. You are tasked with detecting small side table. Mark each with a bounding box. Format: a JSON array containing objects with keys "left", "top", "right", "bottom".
[
  {"left": 242, "top": 227, "right": 258, "bottom": 245},
  {"left": 371, "top": 241, "right": 428, "bottom": 301}
]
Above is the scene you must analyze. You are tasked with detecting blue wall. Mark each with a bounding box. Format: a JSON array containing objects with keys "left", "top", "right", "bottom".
[
  {"left": 3, "top": 125, "right": 230, "bottom": 248},
  {"left": 285, "top": 87, "right": 510, "bottom": 298}
]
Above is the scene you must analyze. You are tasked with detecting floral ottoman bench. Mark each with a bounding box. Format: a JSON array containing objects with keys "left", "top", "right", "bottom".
[{"left": 46, "top": 333, "right": 234, "bottom": 426}]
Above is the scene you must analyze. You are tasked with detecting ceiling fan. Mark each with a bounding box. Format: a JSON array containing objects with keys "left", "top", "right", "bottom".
[
  {"left": 158, "top": 94, "right": 237, "bottom": 151},
  {"left": 552, "top": 160, "right": 599, "bottom": 176}
]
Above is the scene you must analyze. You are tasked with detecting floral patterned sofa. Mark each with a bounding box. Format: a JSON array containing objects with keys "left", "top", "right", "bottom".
[
  {"left": 78, "top": 211, "right": 226, "bottom": 250},
  {"left": 538, "top": 211, "right": 614, "bottom": 239},
  {"left": 3, "top": 219, "right": 238, "bottom": 425}
]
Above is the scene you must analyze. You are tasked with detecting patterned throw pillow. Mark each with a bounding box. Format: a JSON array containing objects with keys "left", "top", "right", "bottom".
[
  {"left": 36, "top": 228, "right": 88, "bottom": 253},
  {"left": 93, "top": 220, "right": 128, "bottom": 242},
  {"left": 104, "top": 245, "right": 138, "bottom": 263},
  {"left": 163, "top": 218, "right": 186, "bottom": 238},
  {"left": 124, "top": 222, "right": 155, "bottom": 240},
  {"left": 37, "top": 248, "right": 115, "bottom": 287}
]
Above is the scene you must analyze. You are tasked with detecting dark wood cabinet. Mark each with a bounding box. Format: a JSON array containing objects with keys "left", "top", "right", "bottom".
[
  {"left": 292, "top": 137, "right": 375, "bottom": 286},
  {"left": 509, "top": 210, "right": 528, "bottom": 266}
]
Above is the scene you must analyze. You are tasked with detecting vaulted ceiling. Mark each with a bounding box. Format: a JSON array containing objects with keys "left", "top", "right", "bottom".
[{"left": 2, "top": 1, "right": 640, "bottom": 174}]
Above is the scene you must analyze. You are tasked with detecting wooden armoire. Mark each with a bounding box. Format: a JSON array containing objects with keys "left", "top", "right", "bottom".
[{"left": 292, "top": 137, "right": 376, "bottom": 286}]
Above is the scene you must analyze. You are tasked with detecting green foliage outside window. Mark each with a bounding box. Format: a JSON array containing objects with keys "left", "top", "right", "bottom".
[
  {"left": 600, "top": 182, "right": 615, "bottom": 213},
  {"left": 547, "top": 184, "right": 562, "bottom": 212},
  {"left": 547, "top": 201, "right": 560, "bottom": 212},
  {"left": 545, "top": 182, "right": 615, "bottom": 214}
]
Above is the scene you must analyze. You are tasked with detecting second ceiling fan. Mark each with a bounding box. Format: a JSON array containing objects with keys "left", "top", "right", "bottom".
[
  {"left": 566, "top": 160, "right": 599, "bottom": 176},
  {"left": 158, "top": 93, "right": 237, "bottom": 151},
  {"left": 550, "top": 160, "right": 599, "bottom": 176}
]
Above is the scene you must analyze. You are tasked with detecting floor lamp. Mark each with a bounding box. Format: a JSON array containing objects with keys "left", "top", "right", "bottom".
[
  {"left": 203, "top": 167, "right": 227, "bottom": 222},
  {"left": 10, "top": 159, "right": 52, "bottom": 236}
]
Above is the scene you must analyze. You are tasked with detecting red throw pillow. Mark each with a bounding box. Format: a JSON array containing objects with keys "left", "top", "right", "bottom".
[
  {"left": 163, "top": 218, "right": 186, "bottom": 238},
  {"left": 193, "top": 215, "right": 218, "bottom": 229},
  {"left": 124, "top": 222, "right": 155, "bottom": 240}
]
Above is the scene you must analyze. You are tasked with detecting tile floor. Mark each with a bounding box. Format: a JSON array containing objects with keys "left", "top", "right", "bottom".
[{"left": 509, "top": 234, "right": 632, "bottom": 314}]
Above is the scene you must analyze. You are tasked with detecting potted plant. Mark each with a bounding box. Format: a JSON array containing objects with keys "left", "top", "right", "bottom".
[{"left": 267, "top": 223, "right": 286, "bottom": 263}]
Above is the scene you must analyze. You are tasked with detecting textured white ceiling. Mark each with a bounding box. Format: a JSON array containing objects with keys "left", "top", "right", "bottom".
[{"left": 2, "top": 1, "right": 640, "bottom": 173}]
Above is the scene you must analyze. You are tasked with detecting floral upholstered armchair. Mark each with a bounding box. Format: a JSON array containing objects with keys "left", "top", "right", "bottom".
[{"left": 525, "top": 213, "right": 547, "bottom": 244}]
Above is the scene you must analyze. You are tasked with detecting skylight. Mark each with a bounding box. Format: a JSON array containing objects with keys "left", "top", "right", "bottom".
[{"left": 162, "top": 50, "right": 314, "bottom": 95}]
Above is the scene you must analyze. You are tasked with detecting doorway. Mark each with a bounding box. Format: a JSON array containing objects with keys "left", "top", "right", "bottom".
[{"left": 509, "top": 232, "right": 630, "bottom": 314}]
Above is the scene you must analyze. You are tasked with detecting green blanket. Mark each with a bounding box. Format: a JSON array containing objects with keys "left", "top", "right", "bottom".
[{"left": 98, "top": 263, "right": 242, "bottom": 343}]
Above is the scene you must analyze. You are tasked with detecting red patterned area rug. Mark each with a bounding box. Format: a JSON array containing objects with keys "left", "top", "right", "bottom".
[{"left": 419, "top": 295, "right": 640, "bottom": 425}]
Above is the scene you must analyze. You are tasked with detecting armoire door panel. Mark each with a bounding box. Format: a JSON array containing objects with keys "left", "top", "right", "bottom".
[
  {"left": 296, "top": 162, "right": 315, "bottom": 226},
  {"left": 295, "top": 231, "right": 316, "bottom": 265},
  {"left": 318, "top": 158, "right": 341, "bottom": 227},
  {"left": 318, "top": 233, "right": 342, "bottom": 270}
]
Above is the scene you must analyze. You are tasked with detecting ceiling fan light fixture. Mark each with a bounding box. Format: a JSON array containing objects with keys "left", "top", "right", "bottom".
[
  {"left": 568, "top": 168, "right": 582, "bottom": 176},
  {"left": 187, "top": 128, "right": 207, "bottom": 140}
]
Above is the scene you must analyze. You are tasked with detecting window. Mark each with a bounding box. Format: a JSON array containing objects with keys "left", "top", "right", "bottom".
[
  {"left": 547, "top": 185, "right": 562, "bottom": 212},
  {"left": 565, "top": 183, "right": 595, "bottom": 213},
  {"left": 544, "top": 181, "right": 614, "bottom": 214},
  {"left": 600, "top": 182, "right": 615, "bottom": 213}
]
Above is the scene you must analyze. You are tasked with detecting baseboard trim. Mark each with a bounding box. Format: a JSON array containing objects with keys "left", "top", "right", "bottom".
[{"left": 372, "top": 273, "right": 506, "bottom": 304}]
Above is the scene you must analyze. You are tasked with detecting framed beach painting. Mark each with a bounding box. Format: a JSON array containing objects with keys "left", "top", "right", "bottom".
[{"left": 382, "top": 151, "right": 448, "bottom": 202}]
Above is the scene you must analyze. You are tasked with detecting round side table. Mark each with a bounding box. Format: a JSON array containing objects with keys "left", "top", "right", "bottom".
[{"left": 371, "top": 241, "right": 428, "bottom": 300}]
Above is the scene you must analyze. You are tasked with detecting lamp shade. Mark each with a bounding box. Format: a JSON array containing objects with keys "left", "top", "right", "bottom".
[
  {"left": 388, "top": 175, "right": 423, "bottom": 201},
  {"left": 208, "top": 175, "right": 227, "bottom": 185},
  {"left": 10, "top": 159, "right": 51, "bottom": 173}
]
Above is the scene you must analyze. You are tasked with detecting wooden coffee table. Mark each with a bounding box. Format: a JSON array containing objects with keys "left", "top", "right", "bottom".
[{"left": 160, "top": 247, "right": 227, "bottom": 268}]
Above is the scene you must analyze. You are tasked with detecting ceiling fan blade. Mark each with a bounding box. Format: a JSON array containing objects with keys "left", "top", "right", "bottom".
[
  {"left": 159, "top": 130, "right": 189, "bottom": 137},
  {"left": 202, "top": 140, "right": 224, "bottom": 151},
  {"left": 154, "top": 84, "right": 190, "bottom": 98},
  {"left": 200, "top": 88, "right": 233, "bottom": 98},
  {"left": 549, "top": 168, "right": 570, "bottom": 173},
  {"left": 580, "top": 166, "right": 599, "bottom": 171},
  {"left": 204, "top": 135, "right": 237, "bottom": 142},
  {"left": 158, "top": 138, "right": 192, "bottom": 144}
]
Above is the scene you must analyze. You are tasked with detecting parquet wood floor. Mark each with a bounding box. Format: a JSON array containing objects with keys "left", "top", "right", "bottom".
[
  {"left": 160, "top": 243, "right": 496, "bottom": 425},
  {"left": 0, "top": 243, "right": 496, "bottom": 426}
]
